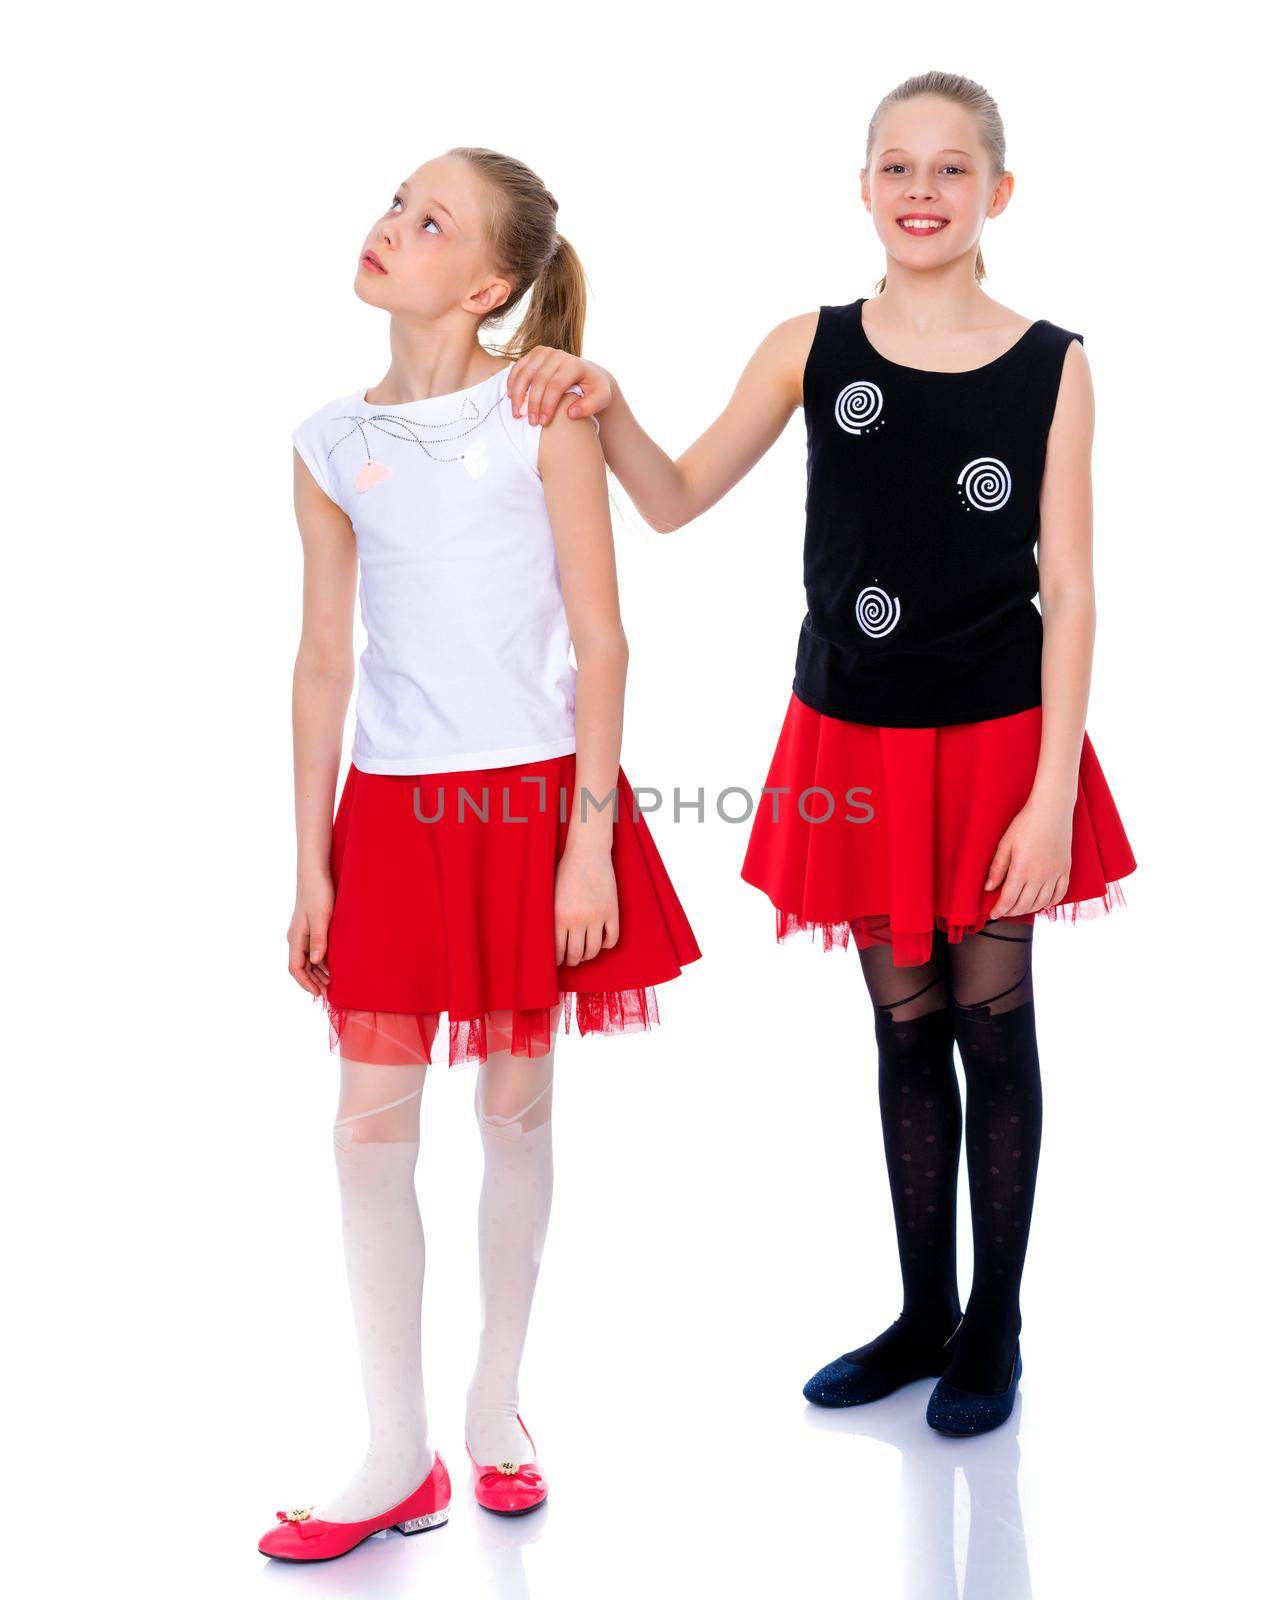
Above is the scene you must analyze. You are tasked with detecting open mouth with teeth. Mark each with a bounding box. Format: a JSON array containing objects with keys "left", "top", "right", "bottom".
[{"left": 896, "top": 216, "right": 949, "bottom": 233}]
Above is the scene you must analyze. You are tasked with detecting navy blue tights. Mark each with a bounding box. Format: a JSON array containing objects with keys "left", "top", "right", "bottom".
[{"left": 847, "top": 923, "right": 1043, "bottom": 1396}]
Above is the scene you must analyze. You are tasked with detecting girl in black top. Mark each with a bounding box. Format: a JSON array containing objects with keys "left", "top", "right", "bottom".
[{"left": 506, "top": 70, "right": 1136, "bottom": 1435}]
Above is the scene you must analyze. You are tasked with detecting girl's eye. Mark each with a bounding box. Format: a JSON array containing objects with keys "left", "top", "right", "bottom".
[
  {"left": 882, "top": 163, "right": 966, "bottom": 175},
  {"left": 388, "top": 197, "right": 440, "bottom": 234}
]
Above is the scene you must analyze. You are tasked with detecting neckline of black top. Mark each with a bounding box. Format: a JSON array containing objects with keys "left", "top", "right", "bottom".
[{"left": 852, "top": 296, "right": 1046, "bottom": 378}]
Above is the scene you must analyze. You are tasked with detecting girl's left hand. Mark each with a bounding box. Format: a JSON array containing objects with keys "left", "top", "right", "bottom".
[
  {"left": 555, "top": 847, "right": 620, "bottom": 965},
  {"left": 985, "top": 800, "right": 1074, "bottom": 919}
]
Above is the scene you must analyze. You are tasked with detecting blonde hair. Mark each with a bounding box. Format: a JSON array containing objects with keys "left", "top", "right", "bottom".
[
  {"left": 865, "top": 71, "right": 1006, "bottom": 294},
  {"left": 448, "top": 146, "right": 588, "bottom": 358}
]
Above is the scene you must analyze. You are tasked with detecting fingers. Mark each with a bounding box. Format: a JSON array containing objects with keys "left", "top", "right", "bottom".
[
  {"left": 307, "top": 922, "right": 330, "bottom": 988},
  {"left": 560, "top": 919, "right": 587, "bottom": 967},
  {"left": 567, "top": 382, "right": 608, "bottom": 420},
  {"left": 506, "top": 354, "right": 532, "bottom": 416},
  {"left": 287, "top": 926, "right": 321, "bottom": 997},
  {"left": 1005, "top": 870, "right": 1070, "bottom": 918},
  {"left": 508, "top": 348, "right": 554, "bottom": 421},
  {"left": 288, "top": 912, "right": 331, "bottom": 996},
  {"left": 984, "top": 841, "right": 1011, "bottom": 893},
  {"left": 509, "top": 349, "right": 575, "bottom": 426},
  {"left": 526, "top": 368, "right": 564, "bottom": 427},
  {"left": 994, "top": 871, "right": 1052, "bottom": 919},
  {"left": 556, "top": 909, "right": 617, "bottom": 966},
  {"left": 1025, "top": 876, "right": 1057, "bottom": 915},
  {"left": 990, "top": 864, "right": 1025, "bottom": 919}
]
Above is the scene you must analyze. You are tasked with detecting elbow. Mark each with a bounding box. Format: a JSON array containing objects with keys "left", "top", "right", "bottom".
[
  {"left": 294, "top": 639, "right": 354, "bottom": 686},
  {"left": 648, "top": 507, "right": 690, "bottom": 535},
  {"left": 1040, "top": 579, "right": 1096, "bottom": 621},
  {"left": 574, "top": 625, "right": 629, "bottom": 670}
]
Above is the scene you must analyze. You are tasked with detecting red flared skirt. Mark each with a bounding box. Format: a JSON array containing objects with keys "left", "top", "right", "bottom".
[
  {"left": 740, "top": 692, "right": 1137, "bottom": 969},
  {"left": 322, "top": 752, "right": 701, "bottom": 1067}
]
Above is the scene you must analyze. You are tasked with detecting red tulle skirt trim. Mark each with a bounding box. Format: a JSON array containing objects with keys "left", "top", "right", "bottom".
[
  {"left": 776, "top": 878, "right": 1130, "bottom": 963},
  {"left": 742, "top": 691, "right": 1138, "bottom": 969},
  {"left": 320, "top": 985, "right": 662, "bottom": 1068},
  {"left": 320, "top": 753, "right": 699, "bottom": 1066}
]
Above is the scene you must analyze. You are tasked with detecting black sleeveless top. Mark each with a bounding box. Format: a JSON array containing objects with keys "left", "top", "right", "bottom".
[{"left": 793, "top": 297, "right": 1083, "bottom": 727}]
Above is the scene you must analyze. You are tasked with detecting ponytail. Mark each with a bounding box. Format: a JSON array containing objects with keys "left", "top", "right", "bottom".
[
  {"left": 448, "top": 145, "right": 588, "bottom": 358},
  {"left": 498, "top": 234, "right": 587, "bottom": 359}
]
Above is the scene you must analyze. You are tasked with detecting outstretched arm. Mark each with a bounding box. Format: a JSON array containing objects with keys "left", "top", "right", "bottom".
[{"left": 508, "top": 313, "right": 817, "bottom": 532}]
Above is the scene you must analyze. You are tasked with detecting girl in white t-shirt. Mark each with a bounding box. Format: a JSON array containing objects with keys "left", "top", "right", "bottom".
[{"left": 260, "top": 147, "right": 700, "bottom": 1563}]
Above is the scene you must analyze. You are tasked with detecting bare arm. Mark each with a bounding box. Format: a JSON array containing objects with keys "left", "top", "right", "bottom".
[
  {"left": 1032, "top": 339, "right": 1096, "bottom": 814},
  {"left": 508, "top": 313, "right": 817, "bottom": 532},
  {"left": 988, "top": 338, "right": 1097, "bottom": 918},
  {"left": 537, "top": 397, "right": 629, "bottom": 967},
  {"left": 287, "top": 450, "right": 357, "bottom": 995}
]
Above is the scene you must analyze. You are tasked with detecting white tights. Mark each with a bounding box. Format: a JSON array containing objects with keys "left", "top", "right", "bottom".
[
  {"left": 312, "top": 1029, "right": 555, "bottom": 1523},
  {"left": 465, "top": 1049, "right": 554, "bottom": 1467}
]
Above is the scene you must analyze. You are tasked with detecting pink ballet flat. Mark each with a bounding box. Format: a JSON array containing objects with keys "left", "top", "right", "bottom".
[
  {"left": 257, "top": 1454, "right": 451, "bottom": 1561},
  {"left": 465, "top": 1416, "right": 548, "bottom": 1516}
]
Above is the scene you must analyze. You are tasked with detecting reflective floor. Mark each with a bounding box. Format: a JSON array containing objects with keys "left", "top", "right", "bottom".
[{"left": 16, "top": 855, "right": 1265, "bottom": 1600}]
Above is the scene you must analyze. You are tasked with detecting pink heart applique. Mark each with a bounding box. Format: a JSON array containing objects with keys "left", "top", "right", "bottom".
[{"left": 355, "top": 459, "right": 391, "bottom": 492}]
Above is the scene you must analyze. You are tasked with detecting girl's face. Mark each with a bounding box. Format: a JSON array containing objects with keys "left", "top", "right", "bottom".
[
  {"left": 861, "top": 96, "right": 1013, "bottom": 279},
  {"left": 354, "top": 155, "right": 511, "bottom": 324}
]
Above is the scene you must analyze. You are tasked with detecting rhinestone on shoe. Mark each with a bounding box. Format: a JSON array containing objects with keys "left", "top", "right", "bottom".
[
  {"left": 497, "top": 1461, "right": 518, "bottom": 1475},
  {"left": 284, "top": 1506, "right": 312, "bottom": 1522}
]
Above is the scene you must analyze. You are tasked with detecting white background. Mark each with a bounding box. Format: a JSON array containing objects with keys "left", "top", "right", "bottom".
[{"left": 4, "top": 3, "right": 1273, "bottom": 1596}]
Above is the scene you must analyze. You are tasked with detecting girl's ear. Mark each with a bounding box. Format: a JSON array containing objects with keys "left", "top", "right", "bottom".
[
  {"left": 988, "top": 170, "right": 1015, "bottom": 219},
  {"left": 467, "top": 276, "right": 513, "bottom": 317}
]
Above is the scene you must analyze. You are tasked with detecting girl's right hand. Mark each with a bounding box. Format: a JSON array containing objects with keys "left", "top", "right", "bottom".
[
  {"left": 288, "top": 875, "right": 334, "bottom": 997},
  {"left": 507, "top": 348, "right": 613, "bottom": 427}
]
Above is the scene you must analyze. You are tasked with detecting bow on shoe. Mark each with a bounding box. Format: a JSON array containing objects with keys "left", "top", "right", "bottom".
[
  {"left": 477, "top": 1464, "right": 544, "bottom": 1493},
  {"left": 274, "top": 1507, "right": 326, "bottom": 1539}
]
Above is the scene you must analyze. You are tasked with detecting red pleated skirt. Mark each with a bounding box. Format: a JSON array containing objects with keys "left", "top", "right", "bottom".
[
  {"left": 740, "top": 692, "right": 1137, "bottom": 969},
  {"left": 322, "top": 752, "right": 701, "bottom": 1067}
]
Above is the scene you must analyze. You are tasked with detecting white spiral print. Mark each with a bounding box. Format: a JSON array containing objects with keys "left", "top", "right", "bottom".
[
  {"left": 956, "top": 456, "right": 1012, "bottom": 511},
  {"left": 834, "top": 380, "right": 884, "bottom": 434},
  {"left": 855, "top": 585, "right": 901, "bottom": 638}
]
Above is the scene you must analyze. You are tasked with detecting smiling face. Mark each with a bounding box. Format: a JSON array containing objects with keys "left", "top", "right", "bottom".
[
  {"left": 861, "top": 94, "right": 1013, "bottom": 278},
  {"left": 353, "top": 154, "right": 511, "bottom": 323}
]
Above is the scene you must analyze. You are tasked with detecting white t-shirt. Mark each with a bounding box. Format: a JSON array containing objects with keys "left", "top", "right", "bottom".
[{"left": 292, "top": 363, "right": 585, "bottom": 775}]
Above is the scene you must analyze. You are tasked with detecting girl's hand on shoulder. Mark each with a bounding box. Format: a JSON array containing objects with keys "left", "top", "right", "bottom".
[
  {"left": 288, "top": 873, "right": 334, "bottom": 996},
  {"left": 985, "top": 800, "right": 1073, "bottom": 920},
  {"left": 554, "top": 847, "right": 620, "bottom": 966},
  {"left": 507, "top": 347, "right": 613, "bottom": 426}
]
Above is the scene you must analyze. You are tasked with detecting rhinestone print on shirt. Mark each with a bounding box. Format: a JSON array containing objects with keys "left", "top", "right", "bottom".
[{"left": 328, "top": 392, "right": 507, "bottom": 492}]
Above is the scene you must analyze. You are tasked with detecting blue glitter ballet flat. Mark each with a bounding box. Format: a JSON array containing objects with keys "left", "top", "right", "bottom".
[
  {"left": 926, "top": 1344, "right": 1022, "bottom": 1436},
  {"left": 803, "top": 1357, "right": 914, "bottom": 1407},
  {"left": 803, "top": 1323, "right": 960, "bottom": 1408}
]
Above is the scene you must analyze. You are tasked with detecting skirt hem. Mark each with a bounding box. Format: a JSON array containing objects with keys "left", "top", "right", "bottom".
[
  {"left": 771, "top": 875, "right": 1133, "bottom": 967},
  {"left": 319, "top": 980, "right": 672, "bottom": 1068}
]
